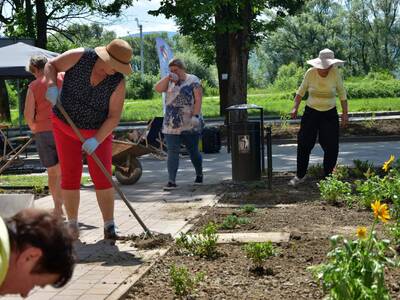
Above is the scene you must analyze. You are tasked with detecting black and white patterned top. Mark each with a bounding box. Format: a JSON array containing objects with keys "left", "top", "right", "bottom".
[
  {"left": 162, "top": 74, "right": 203, "bottom": 135},
  {"left": 53, "top": 49, "right": 124, "bottom": 129}
]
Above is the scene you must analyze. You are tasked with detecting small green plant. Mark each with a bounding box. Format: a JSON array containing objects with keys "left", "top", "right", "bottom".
[
  {"left": 243, "top": 241, "right": 275, "bottom": 270},
  {"left": 363, "top": 112, "right": 376, "bottom": 128},
  {"left": 169, "top": 264, "right": 205, "bottom": 298},
  {"left": 279, "top": 112, "right": 290, "bottom": 130},
  {"left": 309, "top": 200, "right": 397, "bottom": 300},
  {"left": 241, "top": 204, "right": 256, "bottom": 214},
  {"left": 332, "top": 165, "right": 349, "bottom": 180},
  {"left": 392, "top": 157, "right": 400, "bottom": 172},
  {"left": 32, "top": 184, "right": 45, "bottom": 194},
  {"left": 351, "top": 159, "right": 374, "bottom": 178},
  {"left": 318, "top": 174, "right": 352, "bottom": 204},
  {"left": 175, "top": 222, "right": 218, "bottom": 258},
  {"left": 389, "top": 221, "right": 400, "bottom": 249},
  {"left": 308, "top": 163, "right": 325, "bottom": 179},
  {"left": 353, "top": 162, "right": 400, "bottom": 209},
  {"left": 220, "top": 214, "right": 250, "bottom": 229}
]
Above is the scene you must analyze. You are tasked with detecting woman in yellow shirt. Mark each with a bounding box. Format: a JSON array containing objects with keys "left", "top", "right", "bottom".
[{"left": 289, "top": 49, "right": 348, "bottom": 186}]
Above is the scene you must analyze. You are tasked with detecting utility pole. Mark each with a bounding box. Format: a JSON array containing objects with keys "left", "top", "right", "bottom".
[{"left": 135, "top": 18, "right": 144, "bottom": 77}]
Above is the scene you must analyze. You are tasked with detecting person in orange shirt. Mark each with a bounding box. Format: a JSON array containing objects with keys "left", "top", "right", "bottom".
[{"left": 24, "top": 55, "right": 64, "bottom": 218}]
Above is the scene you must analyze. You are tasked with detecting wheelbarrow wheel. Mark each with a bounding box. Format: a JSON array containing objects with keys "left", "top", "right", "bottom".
[{"left": 115, "top": 155, "right": 142, "bottom": 185}]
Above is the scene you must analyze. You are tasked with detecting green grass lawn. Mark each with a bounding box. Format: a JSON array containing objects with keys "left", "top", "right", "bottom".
[
  {"left": 121, "top": 96, "right": 400, "bottom": 121},
  {"left": 0, "top": 174, "right": 91, "bottom": 187},
  {"left": 8, "top": 94, "right": 400, "bottom": 125}
]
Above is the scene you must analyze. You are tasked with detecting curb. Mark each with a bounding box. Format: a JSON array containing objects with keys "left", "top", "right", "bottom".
[{"left": 273, "top": 135, "right": 400, "bottom": 145}]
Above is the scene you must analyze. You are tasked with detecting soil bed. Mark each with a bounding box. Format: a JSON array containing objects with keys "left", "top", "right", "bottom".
[
  {"left": 126, "top": 173, "right": 400, "bottom": 300},
  {"left": 271, "top": 118, "right": 400, "bottom": 140}
]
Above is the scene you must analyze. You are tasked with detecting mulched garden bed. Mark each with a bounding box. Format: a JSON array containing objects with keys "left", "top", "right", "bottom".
[
  {"left": 271, "top": 118, "right": 400, "bottom": 140},
  {"left": 126, "top": 173, "right": 400, "bottom": 300},
  {"left": 115, "top": 118, "right": 400, "bottom": 143}
]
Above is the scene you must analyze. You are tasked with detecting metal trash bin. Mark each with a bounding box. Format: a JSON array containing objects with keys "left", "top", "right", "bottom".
[
  {"left": 230, "top": 121, "right": 261, "bottom": 181},
  {"left": 226, "top": 104, "right": 265, "bottom": 183}
]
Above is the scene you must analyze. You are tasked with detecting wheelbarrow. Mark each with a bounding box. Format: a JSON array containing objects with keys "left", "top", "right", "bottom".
[
  {"left": 112, "top": 117, "right": 166, "bottom": 185},
  {"left": 112, "top": 139, "right": 157, "bottom": 185}
]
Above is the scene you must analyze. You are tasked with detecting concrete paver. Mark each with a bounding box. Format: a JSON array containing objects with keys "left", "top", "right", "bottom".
[
  {"left": 1, "top": 141, "right": 399, "bottom": 299},
  {"left": 216, "top": 232, "right": 291, "bottom": 243}
]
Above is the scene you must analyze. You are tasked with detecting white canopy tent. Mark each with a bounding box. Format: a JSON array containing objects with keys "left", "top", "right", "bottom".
[{"left": 0, "top": 42, "right": 58, "bottom": 130}]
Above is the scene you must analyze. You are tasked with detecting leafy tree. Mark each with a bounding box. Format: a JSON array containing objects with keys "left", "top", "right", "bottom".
[
  {"left": 47, "top": 23, "right": 117, "bottom": 53},
  {"left": 345, "top": 0, "right": 400, "bottom": 73},
  {"left": 150, "top": 0, "right": 304, "bottom": 116},
  {"left": 124, "top": 32, "right": 172, "bottom": 76},
  {"left": 0, "top": 0, "right": 133, "bottom": 48},
  {"left": 259, "top": 0, "right": 400, "bottom": 82},
  {"left": 0, "top": 1, "right": 133, "bottom": 121},
  {"left": 261, "top": 0, "right": 346, "bottom": 81}
]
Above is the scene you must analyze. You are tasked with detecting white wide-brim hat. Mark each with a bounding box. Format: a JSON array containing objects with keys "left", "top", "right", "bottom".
[{"left": 306, "top": 48, "right": 345, "bottom": 69}]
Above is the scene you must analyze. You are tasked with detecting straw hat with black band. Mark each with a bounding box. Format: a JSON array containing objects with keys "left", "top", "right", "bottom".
[{"left": 95, "top": 39, "right": 133, "bottom": 75}]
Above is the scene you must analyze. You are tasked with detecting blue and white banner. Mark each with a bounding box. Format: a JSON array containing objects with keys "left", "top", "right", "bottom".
[
  {"left": 155, "top": 37, "right": 174, "bottom": 112},
  {"left": 155, "top": 37, "right": 174, "bottom": 78}
]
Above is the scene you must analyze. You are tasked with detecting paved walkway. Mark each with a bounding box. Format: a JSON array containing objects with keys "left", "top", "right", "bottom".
[{"left": 2, "top": 141, "right": 400, "bottom": 299}]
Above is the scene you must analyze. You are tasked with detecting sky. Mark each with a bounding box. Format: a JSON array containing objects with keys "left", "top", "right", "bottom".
[{"left": 106, "top": 0, "right": 178, "bottom": 36}]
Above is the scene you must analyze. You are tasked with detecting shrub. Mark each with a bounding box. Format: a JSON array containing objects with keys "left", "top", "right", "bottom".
[
  {"left": 332, "top": 165, "right": 350, "bottom": 180},
  {"left": 389, "top": 221, "right": 400, "bottom": 249},
  {"left": 5, "top": 82, "right": 18, "bottom": 108},
  {"left": 243, "top": 241, "right": 275, "bottom": 270},
  {"left": 270, "top": 62, "right": 306, "bottom": 92},
  {"left": 175, "top": 222, "right": 218, "bottom": 258},
  {"left": 355, "top": 169, "right": 400, "bottom": 208},
  {"left": 318, "top": 174, "right": 352, "bottom": 204},
  {"left": 241, "top": 204, "right": 256, "bottom": 214},
  {"left": 309, "top": 201, "right": 397, "bottom": 300},
  {"left": 126, "top": 73, "right": 157, "bottom": 100},
  {"left": 169, "top": 264, "right": 205, "bottom": 298},
  {"left": 351, "top": 159, "right": 374, "bottom": 178},
  {"left": 202, "top": 80, "right": 219, "bottom": 97},
  {"left": 308, "top": 163, "right": 325, "bottom": 179},
  {"left": 219, "top": 214, "right": 250, "bottom": 230},
  {"left": 365, "top": 71, "right": 395, "bottom": 81},
  {"left": 355, "top": 175, "right": 385, "bottom": 208},
  {"left": 345, "top": 79, "right": 400, "bottom": 99},
  {"left": 175, "top": 51, "right": 217, "bottom": 87},
  {"left": 33, "top": 185, "right": 45, "bottom": 194}
]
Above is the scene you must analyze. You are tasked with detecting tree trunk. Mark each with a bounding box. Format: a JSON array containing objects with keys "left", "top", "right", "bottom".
[
  {"left": 25, "top": 0, "right": 35, "bottom": 38},
  {"left": 0, "top": 79, "right": 11, "bottom": 122},
  {"left": 227, "top": 32, "right": 248, "bottom": 106},
  {"left": 215, "top": 7, "right": 230, "bottom": 117},
  {"left": 215, "top": 1, "right": 250, "bottom": 118},
  {"left": 35, "top": 0, "right": 47, "bottom": 48}
]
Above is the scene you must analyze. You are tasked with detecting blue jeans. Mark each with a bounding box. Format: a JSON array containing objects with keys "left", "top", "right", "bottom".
[{"left": 164, "top": 133, "right": 203, "bottom": 183}]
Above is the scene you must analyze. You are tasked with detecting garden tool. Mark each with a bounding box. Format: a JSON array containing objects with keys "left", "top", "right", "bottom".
[{"left": 55, "top": 101, "right": 153, "bottom": 238}]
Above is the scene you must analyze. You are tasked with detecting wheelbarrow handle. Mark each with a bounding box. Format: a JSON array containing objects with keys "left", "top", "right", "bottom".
[{"left": 55, "top": 102, "right": 152, "bottom": 237}]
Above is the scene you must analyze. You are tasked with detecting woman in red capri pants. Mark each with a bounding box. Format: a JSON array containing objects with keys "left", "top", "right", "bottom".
[{"left": 44, "top": 39, "right": 132, "bottom": 240}]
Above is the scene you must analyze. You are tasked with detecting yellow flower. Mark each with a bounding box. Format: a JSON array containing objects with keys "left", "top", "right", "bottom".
[
  {"left": 356, "top": 227, "right": 368, "bottom": 239},
  {"left": 371, "top": 200, "right": 391, "bottom": 223},
  {"left": 382, "top": 155, "right": 395, "bottom": 172}
]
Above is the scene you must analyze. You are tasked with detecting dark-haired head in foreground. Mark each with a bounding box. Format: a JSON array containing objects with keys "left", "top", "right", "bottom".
[{"left": 0, "top": 208, "right": 75, "bottom": 297}]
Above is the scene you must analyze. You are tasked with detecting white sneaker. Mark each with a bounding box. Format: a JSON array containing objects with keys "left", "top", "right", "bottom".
[{"left": 288, "top": 175, "right": 306, "bottom": 186}]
